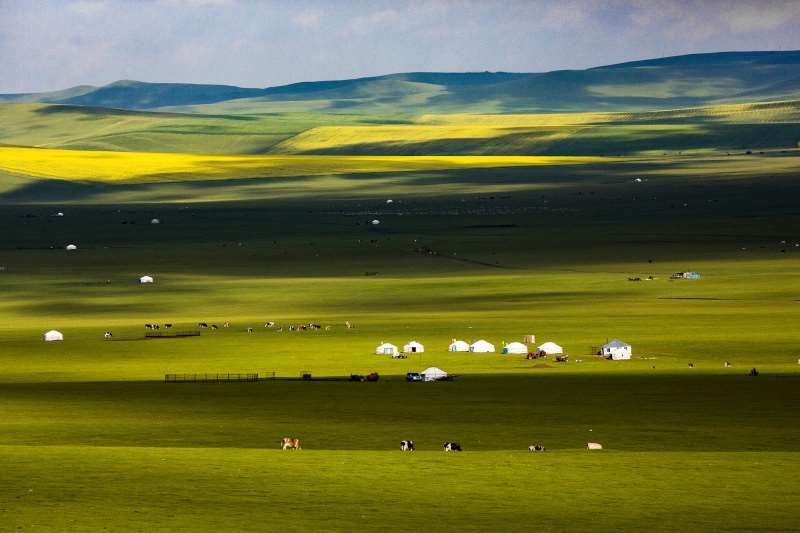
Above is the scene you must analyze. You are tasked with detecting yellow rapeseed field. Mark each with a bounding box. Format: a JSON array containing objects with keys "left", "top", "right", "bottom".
[{"left": 0, "top": 146, "right": 613, "bottom": 182}]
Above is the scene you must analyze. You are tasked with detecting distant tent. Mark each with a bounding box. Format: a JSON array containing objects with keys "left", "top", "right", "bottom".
[
  {"left": 503, "top": 342, "right": 528, "bottom": 355},
  {"left": 603, "top": 339, "right": 632, "bottom": 360},
  {"left": 371, "top": 219, "right": 380, "bottom": 225},
  {"left": 470, "top": 339, "right": 495, "bottom": 353},
  {"left": 448, "top": 340, "right": 470, "bottom": 352},
  {"left": 65, "top": 244, "right": 77, "bottom": 251},
  {"left": 43, "top": 330, "right": 64, "bottom": 342},
  {"left": 403, "top": 340, "right": 425, "bottom": 353},
  {"left": 537, "top": 341, "right": 563, "bottom": 355},
  {"left": 375, "top": 342, "right": 399, "bottom": 356},
  {"left": 139, "top": 275, "right": 154, "bottom": 284},
  {"left": 421, "top": 367, "right": 448, "bottom": 382},
  {"left": 151, "top": 218, "right": 160, "bottom": 225},
  {"left": 55, "top": 212, "right": 64, "bottom": 217}
]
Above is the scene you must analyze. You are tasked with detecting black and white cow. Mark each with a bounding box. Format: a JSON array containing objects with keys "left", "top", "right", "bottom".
[
  {"left": 443, "top": 442, "right": 462, "bottom": 452},
  {"left": 400, "top": 440, "right": 415, "bottom": 452},
  {"left": 528, "top": 444, "right": 546, "bottom": 452}
]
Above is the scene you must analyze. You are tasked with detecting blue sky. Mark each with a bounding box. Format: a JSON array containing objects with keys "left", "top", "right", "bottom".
[{"left": 1, "top": 0, "right": 799, "bottom": 93}]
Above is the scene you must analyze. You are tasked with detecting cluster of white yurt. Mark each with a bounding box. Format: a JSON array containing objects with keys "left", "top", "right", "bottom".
[
  {"left": 43, "top": 330, "right": 64, "bottom": 342},
  {"left": 537, "top": 341, "right": 563, "bottom": 355},
  {"left": 421, "top": 367, "right": 448, "bottom": 381},
  {"left": 139, "top": 275, "right": 154, "bottom": 284},
  {"left": 502, "top": 342, "right": 528, "bottom": 355},
  {"left": 470, "top": 339, "right": 495, "bottom": 353},
  {"left": 602, "top": 339, "right": 632, "bottom": 360},
  {"left": 403, "top": 340, "right": 424, "bottom": 353},
  {"left": 375, "top": 342, "right": 399, "bottom": 356},
  {"left": 448, "top": 339, "right": 470, "bottom": 352}
]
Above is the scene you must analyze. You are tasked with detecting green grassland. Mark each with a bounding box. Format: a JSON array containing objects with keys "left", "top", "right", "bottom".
[
  {"left": 1, "top": 149, "right": 799, "bottom": 530},
  {"left": 1, "top": 55, "right": 800, "bottom": 529},
  {"left": 2, "top": 100, "right": 798, "bottom": 157}
]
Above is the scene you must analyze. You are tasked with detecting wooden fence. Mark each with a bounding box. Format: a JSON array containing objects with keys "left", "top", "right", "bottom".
[
  {"left": 146, "top": 331, "right": 201, "bottom": 338},
  {"left": 164, "top": 373, "right": 259, "bottom": 383}
]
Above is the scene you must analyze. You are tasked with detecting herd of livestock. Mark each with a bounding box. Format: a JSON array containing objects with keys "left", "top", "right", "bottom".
[{"left": 280, "top": 438, "right": 603, "bottom": 452}]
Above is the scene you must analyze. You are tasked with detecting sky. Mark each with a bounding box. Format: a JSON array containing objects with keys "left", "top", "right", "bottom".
[{"left": 1, "top": 0, "right": 800, "bottom": 93}]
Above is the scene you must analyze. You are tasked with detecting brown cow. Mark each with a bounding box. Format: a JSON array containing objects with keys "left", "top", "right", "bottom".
[{"left": 281, "top": 437, "right": 301, "bottom": 450}]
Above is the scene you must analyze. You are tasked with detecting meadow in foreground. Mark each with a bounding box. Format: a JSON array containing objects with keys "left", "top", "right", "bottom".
[{"left": 0, "top": 155, "right": 799, "bottom": 530}]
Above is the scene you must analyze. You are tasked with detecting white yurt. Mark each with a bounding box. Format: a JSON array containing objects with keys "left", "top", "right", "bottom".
[
  {"left": 403, "top": 340, "right": 425, "bottom": 353},
  {"left": 470, "top": 339, "right": 495, "bottom": 353},
  {"left": 371, "top": 219, "right": 380, "bottom": 226},
  {"left": 151, "top": 218, "right": 160, "bottom": 225},
  {"left": 537, "top": 341, "right": 563, "bottom": 355},
  {"left": 43, "top": 330, "right": 64, "bottom": 342},
  {"left": 422, "top": 367, "right": 448, "bottom": 382},
  {"left": 65, "top": 244, "right": 77, "bottom": 251},
  {"left": 448, "top": 340, "right": 470, "bottom": 352},
  {"left": 375, "top": 342, "right": 399, "bottom": 356},
  {"left": 603, "top": 339, "right": 632, "bottom": 360},
  {"left": 503, "top": 342, "right": 528, "bottom": 355},
  {"left": 139, "top": 275, "right": 154, "bottom": 284}
]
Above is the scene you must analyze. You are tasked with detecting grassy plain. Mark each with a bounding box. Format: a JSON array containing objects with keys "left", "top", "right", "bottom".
[
  {"left": 1, "top": 155, "right": 799, "bottom": 530},
  {"left": 0, "top": 100, "right": 799, "bottom": 530}
]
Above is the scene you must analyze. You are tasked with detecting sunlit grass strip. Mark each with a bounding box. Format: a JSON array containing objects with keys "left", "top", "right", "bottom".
[{"left": 0, "top": 147, "right": 614, "bottom": 183}]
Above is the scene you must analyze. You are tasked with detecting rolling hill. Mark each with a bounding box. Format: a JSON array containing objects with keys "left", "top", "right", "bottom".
[{"left": 2, "top": 51, "right": 800, "bottom": 113}]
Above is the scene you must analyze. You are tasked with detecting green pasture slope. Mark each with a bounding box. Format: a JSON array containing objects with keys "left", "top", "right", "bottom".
[{"left": 0, "top": 151, "right": 799, "bottom": 531}]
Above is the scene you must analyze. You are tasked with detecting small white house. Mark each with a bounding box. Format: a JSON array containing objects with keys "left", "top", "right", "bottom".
[
  {"left": 448, "top": 339, "right": 470, "bottom": 352},
  {"left": 65, "top": 244, "right": 77, "bottom": 251},
  {"left": 470, "top": 339, "right": 495, "bottom": 353},
  {"left": 375, "top": 342, "right": 399, "bottom": 356},
  {"left": 603, "top": 339, "right": 632, "bottom": 360},
  {"left": 421, "top": 367, "right": 448, "bottom": 382},
  {"left": 403, "top": 340, "right": 425, "bottom": 353},
  {"left": 503, "top": 342, "right": 528, "bottom": 355},
  {"left": 139, "top": 275, "right": 154, "bottom": 284},
  {"left": 43, "top": 330, "right": 64, "bottom": 342},
  {"left": 537, "top": 341, "right": 563, "bottom": 355}
]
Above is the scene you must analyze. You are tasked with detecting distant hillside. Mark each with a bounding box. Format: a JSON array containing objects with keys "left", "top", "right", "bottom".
[
  {"left": 2, "top": 51, "right": 799, "bottom": 113},
  {"left": 2, "top": 100, "right": 798, "bottom": 156}
]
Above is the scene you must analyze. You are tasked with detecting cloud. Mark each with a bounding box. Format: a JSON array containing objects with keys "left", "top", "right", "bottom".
[
  {"left": 68, "top": 0, "right": 109, "bottom": 16},
  {"left": 721, "top": 1, "right": 800, "bottom": 32},
  {"left": 292, "top": 8, "right": 323, "bottom": 29},
  {"left": 344, "top": 8, "right": 400, "bottom": 36},
  {"left": 159, "top": 0, "right": 235, "bottom": 7}
]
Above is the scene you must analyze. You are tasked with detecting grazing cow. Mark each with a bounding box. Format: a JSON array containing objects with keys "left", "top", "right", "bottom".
[
  {"left": 724, "top": 361, "right": 731, "bottom": 368},
  {"left": 324, "top": 325, "right": 331, "bottom": 331},
  {"left": 289, "top": 325, "right": 295, "bottom": 331},
  {"left": 265, "top": 321, "right": 275, "bottom": 328},
  {"left": 103, "top": 331, "right": 113, "bottom": 340},
  {"left": 587, "top": 442, "right": 603, "bottom": 451},
  {"left": 400, "top": 440, "right": 415, "bottom": 452},
  {"left": 443, "top": 442, "right": 462, "bottom": 452},
  {"left": 153, "top": 324, "right": 160, "bottom": 330},
  {"left": 555, "top": 355, "right": 568, "bottom": 363},
  {"left": 164, "top": 324, "right": 172, "bottom": 329},
  {"left": 528, "top": 444, "right": 546, "bottom": 452},
  {"left": 281, "top": 437, "right": 301, "bottom": 450},
  {"left": 199, "top": 323, "right": 208, "bottom": 328},
  {"left": 223, "top": 322, "right": 230, "bottom": 328},
  {"left": 211, "top": 324, "right": 218, "bottom": 330},
  {"left": 277, "top": 327, "right": 283, "bottom": 332},
  {"left": 345, "top": 321, "right": 353, "bottom": 329},
  {"left": 247, "top": 327, "right": 254, "bottom": 333},
  {"left": 145, "top": 324, "right": 152, "bottom": 330}
]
